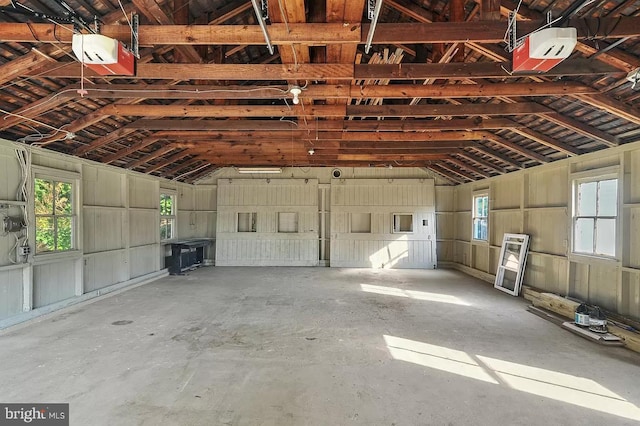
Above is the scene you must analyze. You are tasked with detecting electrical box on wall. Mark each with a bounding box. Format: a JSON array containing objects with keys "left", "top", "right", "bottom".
[{"left": 3, "top": 216, "right": 24, "bottom": 233}]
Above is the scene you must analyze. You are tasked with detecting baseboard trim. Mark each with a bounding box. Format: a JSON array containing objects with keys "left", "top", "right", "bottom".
[
  {"left": 0, "top": 269, "right": 168, "bottom": 331},
  {"left": 441, "top": 262, "right": 495, "bottom": 284}
]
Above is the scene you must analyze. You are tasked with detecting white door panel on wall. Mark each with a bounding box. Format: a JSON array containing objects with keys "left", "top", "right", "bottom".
[
  {"left": 330, "top": 179, "right": 436, "bottom": 269},
  {"left": 216, "top": 179, "right": 319, "bottom": 266}
]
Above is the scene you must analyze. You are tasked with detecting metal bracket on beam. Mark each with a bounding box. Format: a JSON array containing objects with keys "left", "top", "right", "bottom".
[
  {"left": 132, "top": 13, "right": 139, "bottom": 58},
  {"left": 365, "top": 0, "right": 383, "bottom": 54},
  {"left": 251, "top": 0, "right": 274, "bottom": 55}
]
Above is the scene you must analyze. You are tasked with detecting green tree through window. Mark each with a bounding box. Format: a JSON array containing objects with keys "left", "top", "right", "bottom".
[
  {"left": 160, "top": 193, "right": 176, "bottom": 240},
  {"left": 35, "top": 178, "right": 74, "bottom": 253}
]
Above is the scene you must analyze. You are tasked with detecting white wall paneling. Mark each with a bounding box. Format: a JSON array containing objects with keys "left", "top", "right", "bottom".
[
  {"left": 450, "top": 141, "right": 640, "bottom": 320},
  {"left": 330, "top": 179, "right": 436, "bottom": 268},
  {"left": 0, "top": 139, "right": 211, "bottom": 328},
  {"left": 215, "top": 178, "right": 319, "bottom": 266}
]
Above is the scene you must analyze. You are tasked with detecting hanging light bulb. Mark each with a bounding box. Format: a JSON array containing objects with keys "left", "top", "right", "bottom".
[
  {"left": 308, "top": 148, "right": 315, "bottom": 155},
  {"left": 290, "top": 86, "right": 302, "bottom": 105}
]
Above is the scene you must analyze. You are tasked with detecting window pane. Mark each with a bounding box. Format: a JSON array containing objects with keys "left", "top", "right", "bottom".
[
  {"left": 393, "top": 214, "right": 413, "bottom": 232},
  {"left": 500, "top": 269, "right": 518, "bottom": 292},
  {"left": 160, "top": 194, "right": 174, "bottom": 216},
  {"left": 577, "top": 181, "right": 597, "bottom": 216},
  {"left": 54, "top": 182, "right": 73, "bottom": 215},
  {"left": 574, "top": 218, "right": 594, "bottom": 253},
  {"left": 56, "top": 216, "right": 73, "bottom": 251},
  {"left": 597, "top": 179, "right": 617, "bottom": 217},
  {"left": 36, "top": 216, "right": 55, "bottom": 253},
  {"left": 238, "top": 212, "right": 256, "bottom": 232},
  {"left": 34, "top": 178, "right": 54, "bottom": 215},
  {"left": 595, "top": 218, "right": 616, "bottom": 257},
  {"left": 502, "top": 243, "right": 523, "bottom": 269},
  {"left": 474, "top": 195, "right": 488, "bottom": 218},
  {"left": 160, "top": 219, "right": 173, "bottom": 240},
  {"left": 473, "top": 218, "right": 487, "bottom": 240}
]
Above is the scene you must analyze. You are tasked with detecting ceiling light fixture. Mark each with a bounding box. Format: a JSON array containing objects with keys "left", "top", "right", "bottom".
[
  {"left": 308, "top": 148, "right": 315, "bottom": 155},
  {"left": 236, "top": 167, "right": 282, "bottom": 174},
  {"left": 290, "top": 86, "right": 302, "bottom": 104}
]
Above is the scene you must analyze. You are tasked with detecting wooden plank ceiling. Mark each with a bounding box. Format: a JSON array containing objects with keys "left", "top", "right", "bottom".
[{"left": 1, "top": 0, "right": 640, "bottom": 183}]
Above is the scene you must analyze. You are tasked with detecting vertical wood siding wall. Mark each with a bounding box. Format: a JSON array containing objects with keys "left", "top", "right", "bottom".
[
  {"left": 451, "top": 142, "right": 640, "bottom": 320},
  {"left": 0, "top": 140, "right": 212, "bottom": 324},
  {"left": 215, "top": 179, "right": 319, "bottom": 266},
  {"left": 330, "top": 179, "right": 437, "bottom": 268}
]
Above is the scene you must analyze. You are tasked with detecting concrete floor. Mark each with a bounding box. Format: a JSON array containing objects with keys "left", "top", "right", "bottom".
[{"left": 1, "top": 267, "right": 640, "bottom": 426}]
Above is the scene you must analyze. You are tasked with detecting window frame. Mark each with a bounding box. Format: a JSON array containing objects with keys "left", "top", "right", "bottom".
[
  {"left": 570, "top": 168, "right": 619, "bottom": 260},
  {"left": 277, "top": 212, "right": 298, "bottom": 233},
  {"left": 32, "top": 168, "right": 80, "bottom": 256},
  {"left": 472, "top": 191, "right": 489, "bottom": 243},
  {"left": 350, "top": 212, "right": 372, "bottom": 234},
  {"left": 237, "top": 212, "right": 257, "bottom": 232},
  {"left": 392, "top": 213, "right": 414, "bottom": 234},
  {"left": 160, "top": 191, "right": 177, "bottom": 241}
]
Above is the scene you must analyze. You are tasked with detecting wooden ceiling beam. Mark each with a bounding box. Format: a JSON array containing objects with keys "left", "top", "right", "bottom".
[
  {"left": 0, "top": 90, "right": 75, "bottom": 130},
  {"left": 455, "top": 151, "right": 507, "bottom": 174},
  {"left": 446, "top": 157, "right": 493, "bottom": 178},
  {"left": 74, "top": 126, "right": 138, "bottom": 156},
  {"left": 481, "top": 0, "right": 501, "bottom": 20},
  {"left": 101, "top": 137, "right": 162, "bottom": 164},
  {"left": 126, "top": 117, "right": 521, "bottom": 131},
  {"left": 479, "top": 131, "right": 550, "bottom": 162},
  {"left": 32, "top": 81, "right": 594, "bottom": 101},
  {"left": 4, "top": 18, "right": 640, "bottom": 45},
  {"left": 208, "top": 1, "right": 252, "bottom": 25},
  {"left": 469, "top": 145, "right": 524, "bottom": 169},
  {"left": 143, "top": 149, "right": 192, "bottom": 173},
  {"left": 29, "top": 60, "right": 621, "bottom": 80},
  {"left": 347, "top": 102, "right": 552, "bottom": 118},
  {"left": 89, "top": 102, "right": 550, "bottom": 118},
  {"left": 125, "top": 145, "right": 176, "bottom": 169},
  {"left": 436, "top": 162, "right": 478, "bottom": 181},
  {"left": 151, "top": 130, "right": 491, "bottom": 141},
  {"left": 509, "top": 128, "right": 582, "bottom": 156},
  {"left": 571, "top": 93, "right": 640, "bottom": 126},
  {"left": 543, "top": 114, "right": 619, "bottom": 147},
  {"left": 130, "top": 0, "right": 202, "bottom": 63},
  {"left": 424, "top": 165, "right": 466, "bottom": 184}
]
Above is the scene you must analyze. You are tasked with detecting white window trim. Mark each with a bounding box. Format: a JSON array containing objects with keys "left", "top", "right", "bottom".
[
  {"left": 569, "top": 167, "right": 620, "bottom": 260},
  {"left": 237, "top": 212, "right": 257, "bottom": 232},
  {"left": 392, "top": 213, "right": 414, "bottom": 234},
  {"left": 160, "top": 190, "right": 177, "bottom": 242},
  {"left": 32, "top": 167, "right": 81, "bottom": 258},
  {"left": 471, "top": 190, "right": 489, "bottom": 244}
]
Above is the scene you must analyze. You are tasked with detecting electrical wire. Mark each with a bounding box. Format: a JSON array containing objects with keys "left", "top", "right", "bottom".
[
  {"left": 172, "top": 162, "right": 211, "bottom": 181},
  {"left": 1, "top": 107, "right": 73, "bottom": 138}
]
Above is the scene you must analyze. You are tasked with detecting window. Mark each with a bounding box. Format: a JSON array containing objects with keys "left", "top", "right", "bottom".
[
  {"left": 34, "top": 177, "right": 75, "bottom": 253},
  {"left": 160, "top": 193, "right": 176, "bottom": 240},
  {"left": 392, "top": 214, "right": 413, "bottom": 233},
  {"left": 238, "top": 212, "right": 257, "bottom": 232},
  {"left": 351, "top": 213, "right": 371, "bottom": 233},
  {"left": 573, "top": 177, "right": 618, "bottom": 257},
  {"left": 472, "top": 193, "right": 489, "bottom": 241},
  {"left": 278, "top": 212, "right": 298, "bottom": 233}
]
